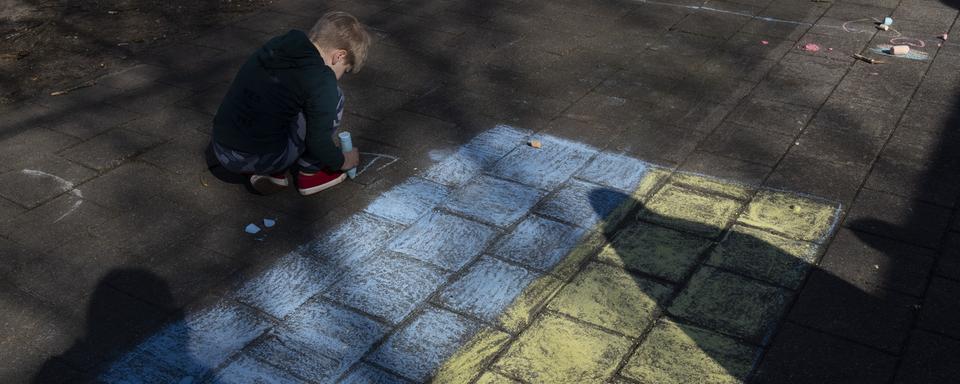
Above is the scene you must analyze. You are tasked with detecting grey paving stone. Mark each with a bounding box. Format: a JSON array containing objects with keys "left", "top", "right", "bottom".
[
  {"left": 0, "top": 280, "right": 75, "bottom": 375},
  {"left": 90, "top": 195, "right": 210, "bottom": 257},
  {"left": 575, "top": 151, "right": 652, "bottom": 192},
  {"left": 0, "top": 102, "right": 52, "bottom": 139},
  {"left": 61, "top": 128, "right": 163, "bottom": 171},
  {"left": 438, "top": 256, "right": 538, "bottom": 324},
  {"left": 792, "top": 124, "right": 886, "bottom": 165},
  {"left": 210, "top": 354, "right": 307, "bottom": 384},
  {"left": 833, "top": 71, "right": 917, "bottom": 111},
  {"left": 388, "top": 210, "right": 497, "bottom": 271},
  {"left": 535, "top": 179, "right": 629, "bottom": 229},
  {"left": 723, "top": 32, "right": 797, "bottom": 60},
  {"left": 892, "top": 3, "right": 958, "bottom": 31},
  {"left": 443, "top": 175, "right": 545, "bottom": 228},
  {"left": 700, "top": 121, "right": 795, "bottom": 166},
  {"left": 894, "top": 330, "right": 960, "bottom": 384},
  {"left": 725, "top": 97, "right": 815, "bottom": 136},
  {"left": 672, "top": 76, "right": 755, "bottom": 107},
  {"left": 609, "top": 121, "right": 707, "bottom": 166},
  {"left": 919, "top": 276, "right": 960, "bottom": 339},
  {"left": 325, "top": 251, "right": 448, "bottom": 324},
  {"left": 699, "top": 50, "right": 777, "bottom": 82},
  {"left": 490, "top": 215, "right": 587, "bottom": 272},
  {"left": 823, "top": 2, "right": 893, "bottom": 20},
  {"left": 564, "top": 92, "right": 649, "bottom": 126},
  {"left": 339, "top": 363, "right": 411, "bottom": 384},
  {"left": 122, "top": 105, "right": 213, "bottom": 139},
  {"left": 97, "top": 64, "right": 170, "bottom": 91},
  {"left": 898, "top": 100, "right": 960, "bottom": 139},
  {"left": 542, "top": 117, "right": 621, "bottom": 149},
  {"left": 368, "top": 307, "right": 481, "bottom": 382},
  {"left": 788, "top": 269, "right": 919, "bottom": 353},
  {"left": 757, "top": 0, "right": 829, "bottom": 23},
  {"left": 819, "top": 228, "right": 936, "bottom": 297},
  {"left": 676, "top": 11, "right": 752, "bottom": 40},
  {"left": 177, "top": 83, "right": 230, "bottom": 116},
  {"left": 489, "top": 134, "right": 596, "bottom": 191},
  {"left": 765, "top": 152, "right": 869, "bottom": 205},
  {"left": 144, "top": 42, "right": 227, "bottom": 73},
  {"left": 594, "top": 70, "right": 681, "bottom": 107},
  {"left": 807, "top": 94, "right": 901, "bottom": 138},
  {"left": 673, "top": 100, "right": 738, "bottom": 134},
  {"left": 342, "top": 81, "right": 416, "bottom": 121},
  {"left": 668, "top": 266, "right": 792, "bottom": 343},
  {"left": 845, "top": 188, "right": 952, "bottom": 247},
  {"left": 753, "top": 323, "right": 898, "bottom": 384},
  {"left": 106, "top": 83, "right": 197, "bottom": 116},
  {"left": 250, "top": 299, "right": 388, "bottom": 383},
  {"left": 42, "top": 100, "right": 137, "bottom": 138},
  {"left": 680, "top": 151, "right": 772, "bottom": 186},
  {"left": 0, "top": 127, "right": 78, "bottom": 173},
  {"left": 938, "top": 232, "right": 960, "bottom": 280},
  {"left": 138, "top": 130, "right": 211, "bottom": 176},
  {"left": 865, "top": 149, "right": 960, "bottom": 208},
  {"left": 78, "top": 161, "right": 175, "bottom": 211},
  {"left": 234, "top": 10, "right": 315, "bottom": 34},
  {"left": 738, "top": 17, "right": 810, "bottom": 40},
  {"left": 30, "top": 84, "right": 125, "bottom": 111},
  {"left": 100, "top": 300, "right": 272, "bottom": 382},
  {"left": 770, "top": 52, "right": 851, "bottom": 83},
  {"left": 0, "top": 155, "right": 95, "bottom": 208},
  {"left": 707, "top": 225, "right": 820, "bottom": 289},
  {"left": 599, "top": 221, "right": 712, "bottom": 283},
  {"left": 750, "top": 75, "right": 835, "bottom": 108},
  {"left": 0, "top": 197, "right": 24, "bottom": 220},
  {"left": 0, "top": 193, "right": 117, "bottom": 253}
]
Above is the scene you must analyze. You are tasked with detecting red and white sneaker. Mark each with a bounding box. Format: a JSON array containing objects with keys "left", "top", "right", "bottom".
[
  {"left": 297, "top": 169, "right": 346, "bottom": 196},
  {"left": 249, "top": 172, "right": 289, "bottom": 195}
]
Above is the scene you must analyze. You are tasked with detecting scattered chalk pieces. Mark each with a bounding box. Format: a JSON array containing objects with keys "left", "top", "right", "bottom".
[
  {"left": 942, "top": 33, "right": 949, "bottom": 41},
  {"left": 529, "top": 139, "right": 542, "bottom": 149},
  {"left": 263, "top": 218, "right": 276, "bottom": 228},
  {"left": 761, "top": 40, "right": 769, "bottom": 45},
  {"left": 883, "top": 17, "right": 893, "bottom": 26},
  {"left": 877, "top": 24, "right": 889, "bottom": 31},
  {"left": 245, "top": 223, "right": 261, "bottom": 234},
  {"left": 801, "top": 43, "right": 821, "bottom": 52}
]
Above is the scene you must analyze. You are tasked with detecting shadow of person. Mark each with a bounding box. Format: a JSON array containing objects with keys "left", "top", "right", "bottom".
[
  {"left": 587, "top": 185, "right": 909, "bottom": 383},
  {"left": 32, "top": 269, "right": 185, "bottom": 383}
]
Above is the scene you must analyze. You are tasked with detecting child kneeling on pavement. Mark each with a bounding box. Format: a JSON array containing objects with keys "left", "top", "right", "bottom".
[{"left": 212, "top": 11, "right": 370, "bottom": 195}]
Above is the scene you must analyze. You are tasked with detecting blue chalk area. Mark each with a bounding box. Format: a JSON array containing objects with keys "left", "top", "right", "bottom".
[
  {"left": 576, "top": 152, "right": 651, "bottom": 192},
  {"left": 233, "top": 252, "right": 336, "bottom": 319},
  {"left": 340, "top": 364, "right": 411, "bottom": 384},
  {"left": 209, "top": 354, "right": 306, "bottom": 384},
  {"left": 442, "top": 175, "right": 545, "bottom": 228},
  {"left": 303, "top": 213, "right": 404, "bottom": 267},
  {"left": 364, "top": 177, "right": 450, "bottom": 225},
  {"left": 100, "top": 302, "right": 272, "bottom": 382},
  {"left": 389, "top": 211, "right": 497, "bottom": 270},
  {"left": 536, "top": 180, "right": 629, "bottom": 229},
  {"left": 489, "top": 134, "right": 597, "bottom": 190},
  {"left": 325, "top": 252, "right": 449, "bottom": 324},
  {"left": 490, "top": 215, "right": 587, "bottom": 272},
  {"left": 438, "top": 256, "right": 538, "bottom": 323},
  {"left": 368, "top": 307, "right": 481, "bottom": 381},
  {"left": 422, "top": 125, "right": 530, "bottom": 187},
  {"left": 249, "top": 300, "right": 387, "bottom": 383}
]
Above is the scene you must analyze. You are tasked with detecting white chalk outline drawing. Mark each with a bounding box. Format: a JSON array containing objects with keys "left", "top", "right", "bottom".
[
  {"left": 21, "top": 169, "right": 83, "bottom": 223},
  {"left": 357, "top": 152, "right": 399, "bottom": 176}
]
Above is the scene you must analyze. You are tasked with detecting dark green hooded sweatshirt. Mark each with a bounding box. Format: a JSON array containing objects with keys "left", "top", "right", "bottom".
[{"left": 213, "top": 29, "right": 344, "bottom": 170}]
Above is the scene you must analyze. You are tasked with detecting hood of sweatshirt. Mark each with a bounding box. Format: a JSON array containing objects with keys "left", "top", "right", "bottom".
[{"left": 256, "top": 29, "right": 326, "bottom": 70}]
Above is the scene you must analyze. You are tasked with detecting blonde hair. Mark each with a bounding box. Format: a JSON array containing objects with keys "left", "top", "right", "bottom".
[{"left": 308, "top": 11, "right": 371, "bottom": 73}]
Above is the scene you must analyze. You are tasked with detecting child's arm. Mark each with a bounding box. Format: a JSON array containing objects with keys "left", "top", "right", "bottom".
[{"left": 302, "top": 82, "right": 346, "bottom": 170}]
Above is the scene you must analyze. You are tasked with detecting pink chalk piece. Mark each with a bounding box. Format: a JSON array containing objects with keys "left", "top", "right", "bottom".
[
  {"left": 942, "top": 33, "right": 949, "bottom": 41},
  {"left": 802, "top": 43, "right": 821, "bottom": 52},
  {"left": 891, "top": 45, "right": 910, "bottom": 55},
  {"left": 761, "top": 40, "right": 769, "bottom": 45},
  {"left": 828, "top": 47, "right": 834, "bottom": 51}
]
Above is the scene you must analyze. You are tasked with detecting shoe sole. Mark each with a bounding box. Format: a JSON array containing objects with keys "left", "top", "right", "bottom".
[
  {"left": 251, "top": 175, "right": 289, "bottom": 195},
  {"left": 298, "top": 173, "right": 347, "bottom": 196}
]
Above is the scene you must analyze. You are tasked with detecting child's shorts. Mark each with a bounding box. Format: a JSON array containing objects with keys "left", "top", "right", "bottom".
[{"left": 213, "top": 113, "right": 317, "bottom": 174}]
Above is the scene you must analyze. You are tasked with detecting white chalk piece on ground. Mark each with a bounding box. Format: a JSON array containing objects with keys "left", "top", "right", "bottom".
[
  {"left": 338, "top": 132, "right": 357, "bottom": 179},
  {"left": 942, "top": 34, "right": 949, "bottom": 41},
  {"left": 883, "top": 17, "right": 893, "bottom": 25},
  {"left": 877, "top": 24, "right": 890, "bottom": 31},
  {"left": 263, "top": 218, "right": 276, "bottom": 228},
  {"left": 529, "top": 140, "right": 542, "bottom": 149},
  {"left": 891, "top": 45, "right": 910, "bottom": 55},
  {"left": 245, "top": 223, "right": 261, "bottom": 234}
]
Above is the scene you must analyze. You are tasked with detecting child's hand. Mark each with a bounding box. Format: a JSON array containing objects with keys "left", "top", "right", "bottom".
[{"left": 341, "top": 148, "right": 360, "bottom": 170}]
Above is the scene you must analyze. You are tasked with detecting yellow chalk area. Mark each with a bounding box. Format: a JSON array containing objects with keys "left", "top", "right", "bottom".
[{"left": 432, "top": 168, "right": 840, "bottom": 383}]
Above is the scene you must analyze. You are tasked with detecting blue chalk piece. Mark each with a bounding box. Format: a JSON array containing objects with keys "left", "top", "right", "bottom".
[
  {"left": 536, "top": 180, "right": 629, "bottom": 229},
  {"left": 438, "top": 256, "right": 538, "bottom": 323},
  {"left": 263, "top": 218, "right": 276, "bottom": 228},
  {"left": 491, "top": 215, "right": 587, "bottom": 272},
  {"left": 489, "top": 134, "right": 598, "bottom": 190},
  {"left": 442, "top": 175, "right": 545, "bottom": 228},
  {"left": 340, "top": 364, "right": 411, "bottom": 384},
  {"left": 363, "top": 177, "right": 450, "bottom": 225},
  {"left": 234, "top": 252, "right": 337, "bottom": 318},
  {"left": 209, "top": 354, "right": 304, "bottom": 384},
  {"left": 369, "top": 308, "right": 481, "bottom": 381},
  {"left": 389, "top": 211, "right": 497, "bottom": 270},
  {"left": 325, "top": 251, "right": 448, "bottom": 324},
  {"left": 576, "top": 152, "right": 651, "bottom": 191},
  {"left": 339, "top": 131, "right": 357, "bottom": 179},
  {"left": 249, "top": 300, "right": 387, "bottom": 382},
  {"left": 244, "top": 223, "right": 261, "bottom": 234},
  {"left": 884, "top": 16, "right": 893, "bottom": 25}
]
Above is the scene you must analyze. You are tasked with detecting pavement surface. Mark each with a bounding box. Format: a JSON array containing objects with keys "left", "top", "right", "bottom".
[{"left": 2, "top": 0, "right": 960, "bottom": 383}]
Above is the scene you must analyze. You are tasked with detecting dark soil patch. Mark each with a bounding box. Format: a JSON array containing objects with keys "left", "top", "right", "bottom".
[{"left": 0, "top": 0, "right": 274, "bottom": 105}]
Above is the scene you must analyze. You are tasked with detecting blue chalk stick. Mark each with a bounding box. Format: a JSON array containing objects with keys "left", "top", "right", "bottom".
[{"left": 339, "top": 132, "right": 357, "bottom": 179}]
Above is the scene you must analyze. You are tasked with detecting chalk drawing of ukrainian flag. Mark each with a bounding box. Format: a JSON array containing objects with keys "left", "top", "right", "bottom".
[{"left": 100, "top": 125, "right": 841, "bottom": 384}]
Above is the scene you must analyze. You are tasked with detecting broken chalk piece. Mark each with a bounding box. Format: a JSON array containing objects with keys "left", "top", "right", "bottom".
[
  {"left": 802, "top": 43, "right": 821, "bottom": 52},
  {"left": 942, "top": 34, "right": 949, "bottom": 41},
  {"left": 245, "top": 223, "right": 261, "bottom": 234},
  {"left": 891, "top": 45, "right": 910, "bottom": 55},
  {"left": 877, "top": 24, "right": 889, "bottom": 31},
  {"left": 529, "top": 139, "right": 542, "bottom": 149},
  {"left": 263, "top": 218, "right": 276, "bottom": 228},
  {"left": 338, "top": 132, "right": 357, "bottom": 179},
  {"left": 761, "top": 40, "right": 769, "bottom": 45},
  {"left": 883, "top": 17, "right": 893, "bottom": 26}
]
